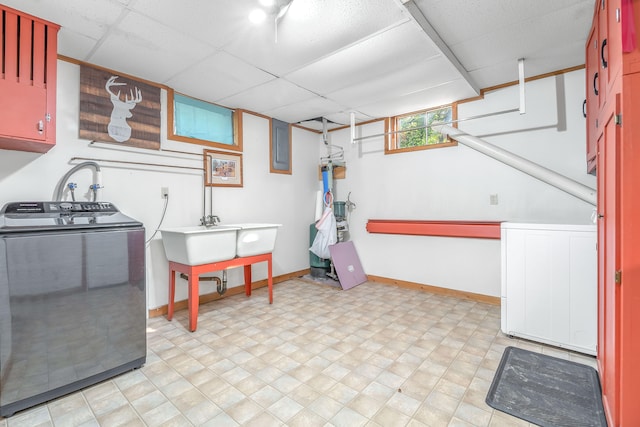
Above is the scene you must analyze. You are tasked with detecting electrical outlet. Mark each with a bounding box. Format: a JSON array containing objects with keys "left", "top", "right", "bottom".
[
  {"left": 161, "top": 187, "right": 169, "bottom": 198},
  {"left": 490, "top": 194, "right": 499, "bottom": 205}
]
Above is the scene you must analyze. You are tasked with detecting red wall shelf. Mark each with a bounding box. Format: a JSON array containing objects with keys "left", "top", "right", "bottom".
[{"left": 366, "top": 220, "right": 502, "bottom": 239}]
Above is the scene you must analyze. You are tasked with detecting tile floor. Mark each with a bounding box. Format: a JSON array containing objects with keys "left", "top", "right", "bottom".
[{"left": 0, "top": 279, "right": 597, "bottom": 426}]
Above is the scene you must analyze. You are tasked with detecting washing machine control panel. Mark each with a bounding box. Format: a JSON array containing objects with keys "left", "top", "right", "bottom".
[
  {"left": 2, "top": 201, "right": 118, "bottom": 215},
  {"left": 51, "top": 202, "right": 117, "bottom": 213}
]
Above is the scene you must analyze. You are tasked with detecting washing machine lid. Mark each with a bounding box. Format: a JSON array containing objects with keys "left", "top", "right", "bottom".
[{"left": 0, "top": 201, "right": 143, "bottom": 233}]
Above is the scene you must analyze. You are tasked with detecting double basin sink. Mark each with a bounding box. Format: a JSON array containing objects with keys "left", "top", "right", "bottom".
[{"left": 160, "top": 223, "right": 281, "bottom": 266}]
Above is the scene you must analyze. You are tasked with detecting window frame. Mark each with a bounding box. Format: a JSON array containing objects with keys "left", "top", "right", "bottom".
[
  {"left": 167, "top": 89, "right": 243, "bottom": 152},
  {"left": 385, "top": 103, "right": 458, "bottom": 155}
]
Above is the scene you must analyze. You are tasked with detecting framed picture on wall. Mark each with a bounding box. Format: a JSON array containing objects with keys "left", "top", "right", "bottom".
[
  {"left": 79, "top": 64, "right": 161, "bottom": 149},
  {"left": 204, "top": 149, "right": 243, "bottom": 187}
]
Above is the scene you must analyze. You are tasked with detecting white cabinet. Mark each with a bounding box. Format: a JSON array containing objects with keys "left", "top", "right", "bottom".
[{"left": 501, "top": 223, "right": 597, "bottom": 355}]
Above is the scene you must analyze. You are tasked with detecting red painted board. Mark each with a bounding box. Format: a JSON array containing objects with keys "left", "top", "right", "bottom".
[{"left": 366, "top": 220, "right": 502, "bottom": 239}]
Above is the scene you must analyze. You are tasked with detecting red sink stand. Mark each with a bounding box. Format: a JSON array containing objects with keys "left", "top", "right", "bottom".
[{"left": 167, "top": 253, "right": 273, "bottom": 332}]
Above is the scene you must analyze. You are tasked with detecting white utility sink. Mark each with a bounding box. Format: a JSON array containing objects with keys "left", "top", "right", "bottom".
[
  {"left": 221, "top": 223, "right": 282, "bottom": 257},
  {"left": 160, "top": 223, "right": 281, "bottom": 265},
  {"left": 160, "top": 225, "right": 240, "bottom": 265}
]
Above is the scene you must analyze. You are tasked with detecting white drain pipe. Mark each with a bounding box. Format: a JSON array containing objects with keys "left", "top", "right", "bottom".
[{"left": 435, "top": 125, "right": 597, "bottom": 206}]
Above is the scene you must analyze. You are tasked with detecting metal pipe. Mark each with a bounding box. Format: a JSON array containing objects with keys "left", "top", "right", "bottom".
[
  {"left": 202, "top": 171, "right": 207, "bottom": 224},
  {"left": 350, "top": 112, "right": 356, "bottom": 144},
  {"left": 352, "top": 108, "right": 520, "bottom": 143},
  {"left": 435, "top": 125, "right": 597, "bottom": 206},
  {"left": 89, "top": 141, "right": 203, "bottom": 157},
  {"left": 518, "top": 58, "right": 526, "bottom": 114},
  {"left": 70, "top": 157, "right": 203, "bottom": 171},
  {"left": 179, "top": 273, "right": 224, "bottom": 295},
  {"left": 160, "top": 148, "right": 203, "bottom": 157},
  {"left": 322, "top": 117, "right": 329, "bottom": 145},
  {"left": 54, "top": 161, "right": 102, "bottom": 201},
  {"left": 220, "top": 270, "right": 228, "bottom": 295}
]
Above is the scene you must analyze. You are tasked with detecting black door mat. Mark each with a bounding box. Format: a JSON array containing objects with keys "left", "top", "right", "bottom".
[{"left": 486, "top": 346, "right": 607, "bottom": 427}]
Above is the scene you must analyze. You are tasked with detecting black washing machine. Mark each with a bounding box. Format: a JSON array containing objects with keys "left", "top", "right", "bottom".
[{"left": 0, "top": 201, "right": 146, "bottom": 417}]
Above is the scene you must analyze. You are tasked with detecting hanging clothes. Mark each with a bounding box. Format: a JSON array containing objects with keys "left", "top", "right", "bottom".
[{"left": 309, "top": 206, "right": 337, "bottom": 259}]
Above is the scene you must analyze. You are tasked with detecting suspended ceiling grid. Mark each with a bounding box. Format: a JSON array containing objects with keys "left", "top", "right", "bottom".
[{"left": 3, "top": 0, "right": 594, "bottom": 130}]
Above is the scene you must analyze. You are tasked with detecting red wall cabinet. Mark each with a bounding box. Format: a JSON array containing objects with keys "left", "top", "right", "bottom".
[
  {"left": 587, "top": 0, "right": 640, "bottom": 425},
  {"left": 586, "top": 0, "right": 624, "bottom": 173},
  {"left": 586, "top": 21, "right": 599, "bottom": 173},
  {"left": 0, "top": 5, "right": 59, "bottom": 153}
]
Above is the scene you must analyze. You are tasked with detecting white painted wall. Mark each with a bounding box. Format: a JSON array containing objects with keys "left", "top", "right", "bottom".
[
  {"left": 0, "top": 60, "right": 320, "bottom": 310},
  {"left": 0, "top": 62, "right": 592, "bottom": 305},
  {"left": 328, "top": 69, "right": 595, "bottom": 297}
]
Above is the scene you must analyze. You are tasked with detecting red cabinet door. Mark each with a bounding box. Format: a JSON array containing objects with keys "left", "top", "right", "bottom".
[
  {"left": 596, "top": 94, "right": 620, "bottom": 427},
  {"left": 0, "top": 5, "right": 58, "bottom": 153},
  {"left": 586, "top": 19, "right": 600, "bottom": 173},
  {"left": 603, "top": 0, "right": 622, "bottom": 87},
  {"left": 599, "top": 0, "right": 623, "bottom": 101},
  {"left": 617, "top": 73, "right": 640, "bottom": 427}
]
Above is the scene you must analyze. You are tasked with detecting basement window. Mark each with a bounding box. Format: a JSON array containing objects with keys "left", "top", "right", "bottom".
[
  {"left": 168, "top": 90, "right": 242, "bottom": 151},
  {"left": 386, "top": 104, "right": 457, "bottom": 154}
]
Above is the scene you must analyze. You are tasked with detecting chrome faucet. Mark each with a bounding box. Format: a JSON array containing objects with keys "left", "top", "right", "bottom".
[{"left": 200, "top": 215, "right": 220, "bottom": 227}]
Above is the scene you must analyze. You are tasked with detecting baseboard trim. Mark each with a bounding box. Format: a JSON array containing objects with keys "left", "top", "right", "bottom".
[
  {"left": 149, "top": 268, "right": 500, "bottom": 317},
  {"left": 148, "top": 269, "right": 310, "bottom": 318},
  {"left": 367, "top": 275, "right": 500, "bottom": 305}
]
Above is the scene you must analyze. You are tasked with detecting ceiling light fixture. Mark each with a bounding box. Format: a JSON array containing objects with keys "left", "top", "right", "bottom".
[
  {"left": 248, "top": 8, "right": 267, "bottom": 24},
  {"left": 248, "top": 0, "right": 295, "bottom": 38}
]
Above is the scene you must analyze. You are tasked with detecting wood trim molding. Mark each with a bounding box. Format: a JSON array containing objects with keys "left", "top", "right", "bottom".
[
  {"left": 291, "top": 123, "right": 322, "bottom": 133},
  {"left": 367, "top": 275, "right": 501, "bottom": 305},
  {"left": 60, "top": 54, "right": 584, "bottom": 137},
  {"left": 150, "top": 268, "right": 500, "bottom": 318},
  {"left": 457, "top": 64, "right": 586, "bottom": 105},
  {"left": 166, "top": 89, "right": 243, "bottom": 151},
  {"left": 59, "top": 54, "right": 169, "bottom": 90}
]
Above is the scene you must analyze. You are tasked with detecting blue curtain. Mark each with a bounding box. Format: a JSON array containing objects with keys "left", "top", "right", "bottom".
[{"left": 174, "top": 94, "right": 233, "bottom": 145}]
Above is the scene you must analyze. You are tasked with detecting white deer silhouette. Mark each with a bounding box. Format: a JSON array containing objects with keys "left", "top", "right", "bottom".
[{"left": 105, "top": 76, "right": 142, "bottom": 142}]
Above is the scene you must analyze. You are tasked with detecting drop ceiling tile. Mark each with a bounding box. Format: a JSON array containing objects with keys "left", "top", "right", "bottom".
[
  {"left": 415, "top": 0, "right": 590, "bottom": 46},
  {"left": 357, "top": 79, "right": 476, "bottom": 118},
  {"left": 288, "top": 111, "right": 374, "bottom": 131},
  {"left": 130, "top": 0, "right": 249, "bottom": 48},
  {"left": 262, "top": 97, "right": 349, "bottom": 124},
  {"left": 1, "top": 0, "right": 595, "bottom": 125},
  {"left": 218, "top": 79, "right": 317, "bottom": 113},
  {"left": 57, "top": 31, "right": 101, "bottom": 60},
  {"left": 285, "top": 21, "right": 439, "bottom": 95},
  {"left": 166, "top": 52, "right": 276, "bottom": 103},
  {"left": 324, "top": 111, "right": 375, "bottom": 126},
  {"left": 468, "top": 39, "right": 586, "bottom": 89},
  {"left": 326, "top": 56, "right": 459, "bottom": 108},
  {"left": 1, "top": 0, "right": 124, "bottom": 40},
  {"left": 450, "top": 4, "right": 589, "bottom": 74},
  {"left": 424, "top": 1, "right": 592, "bottom": 74},
  {"left": 88, "top": 10, "right": 215, "bottom": 83},
  {"left": 223, "top": 0, "right": 409, "bottom": 76}
]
